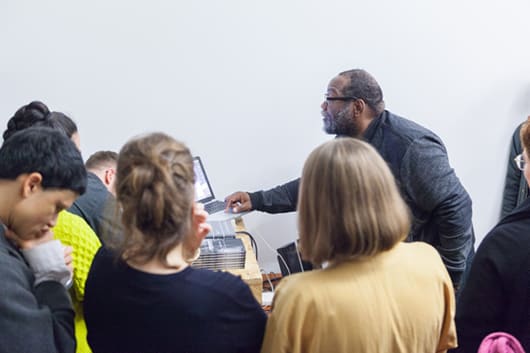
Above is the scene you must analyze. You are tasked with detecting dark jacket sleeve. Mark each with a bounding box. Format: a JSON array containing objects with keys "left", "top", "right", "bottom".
[
  {"left": 401, "top": 136, "right": 474, "bottom": 287},
  {"left": 248, "top": 178, "right": 300, "bottom": 213},
  {"left": 0, "top": 255, "right": 75, "bottom": 353},
  {"left": 501, "top": 123, "right": 526, "bottom": 219},
  {"left": 35, "top": 282, "right": 76, "bottom": 352}
]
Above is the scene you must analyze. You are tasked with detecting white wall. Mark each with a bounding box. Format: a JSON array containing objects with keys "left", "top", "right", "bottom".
[{"left": 1, "top": 0, "right": 530, "bottom": 272}]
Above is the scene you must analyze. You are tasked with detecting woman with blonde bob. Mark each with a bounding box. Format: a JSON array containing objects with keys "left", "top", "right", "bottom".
[
  {"left": 84, "top": 133, "right": 266, "bottom": 353},
  {"left": 261, "top": 138, "right": 456, "bottom": 353}
]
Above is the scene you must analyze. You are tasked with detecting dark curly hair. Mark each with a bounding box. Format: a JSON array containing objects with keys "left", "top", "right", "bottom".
[
  {"left": 3, "top": 101, "right": 78, "bottom": 141},
  {"left": 0, "top": 127, "right": 87, "bottom": 194}
]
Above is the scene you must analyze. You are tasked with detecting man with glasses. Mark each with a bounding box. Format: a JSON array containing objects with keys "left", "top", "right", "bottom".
[{"left": 225, "top": 69, "right": 475, "bottom": 293}]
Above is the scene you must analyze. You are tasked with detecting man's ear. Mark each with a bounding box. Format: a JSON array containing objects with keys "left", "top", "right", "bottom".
[
  {"left": 21, "top": 172, "right": 43, "bottom": 197},
  {"left": 104, "top": 168, "right": 116, "bottom": 187},
  {"left": 353, "top": 99, "right": 366, "bottom": 117}
]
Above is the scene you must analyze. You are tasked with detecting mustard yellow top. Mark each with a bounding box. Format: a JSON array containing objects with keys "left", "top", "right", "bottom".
[
  {"left": 54, "top": 211, "right": 101, "bottom": 353},
  {"left": 261, "top": 242, "right": 457, "bottom": 353}
]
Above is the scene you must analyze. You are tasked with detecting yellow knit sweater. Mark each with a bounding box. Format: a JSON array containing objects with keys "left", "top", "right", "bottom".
[{"left": 54, "top": 211, "right": 101, "bottom": 353}]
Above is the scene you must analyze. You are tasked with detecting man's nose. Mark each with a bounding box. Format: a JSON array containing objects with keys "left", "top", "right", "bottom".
[{"left": 321, "top": 100, "right": 328, "bottom": 110}]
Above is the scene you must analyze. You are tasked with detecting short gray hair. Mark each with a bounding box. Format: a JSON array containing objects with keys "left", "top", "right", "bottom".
[{"left": 339, "top": 69, "right": 385, "bottom": 115}]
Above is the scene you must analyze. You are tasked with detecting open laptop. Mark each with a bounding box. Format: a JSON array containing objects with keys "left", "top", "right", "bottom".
[{"left": 193, "top": 156, "right": 251, "bottom": 221}]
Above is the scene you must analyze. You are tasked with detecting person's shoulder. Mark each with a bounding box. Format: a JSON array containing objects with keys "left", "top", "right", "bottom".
[
  {"left": 0, "top": 228, "right": 11, "bottom": 257},
  {"left": 471, "top": 218, "right": 530, "bottom": 281},
  {"left": 85, "top": 247, "right": 120, "bottom": 291},
  {"left": 86, "top": 172, "right": 110, "bottom": 194},
  {"left": 486, "top": 200, "right": 530, "bottom": 243},
  {"left": 186, "top": 268, "right": 262, "bottom": 307},
  {"left": 56, "top": 210, "right": 97, "bottom": 235},
  {"left": 399, "top": 240, "right": 438, "bottom": 254},
  {"left": 188, "top": 267, "right": 250, "bottom": 291},
  {"left": 479, "top": 215, "right": 530, "bottom": 256},
  {"left": 73, "top": 172, "right": 111, "bottom": 209},
  {"left": 273, "top": 270, "right": 326, "bottom": 299},
  {"left": 394, "top": 242, "right": 446, "bottom": 271},
  {"left": 88, "top": 246, "right": 116, "bottom": 272},
  {"left": 0, "top": 235, "right": 33, "bottom": 291},
  {"left": 383, "top": 111, "right": 441, "bottom": 142},
  {"left": 54, "top": 211, "right": 101, "bottom": 247},
  {"left": 0, "top": 231, "right": 24, "bottom": 265},
  {"left": 269, "top": 271, "right": 328, "bottom": 312}
]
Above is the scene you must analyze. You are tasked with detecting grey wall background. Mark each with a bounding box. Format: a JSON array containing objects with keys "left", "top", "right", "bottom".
[{"left": 2, "top": 0, "right": 530, "bottom": 272}]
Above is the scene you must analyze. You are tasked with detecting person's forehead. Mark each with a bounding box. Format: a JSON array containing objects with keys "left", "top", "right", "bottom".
[
  {"left": 40, "top": 189, "right": 78, "bottom": 204},
  {"left": 326, "top": 75, "right": 348, "bottom": 93}
]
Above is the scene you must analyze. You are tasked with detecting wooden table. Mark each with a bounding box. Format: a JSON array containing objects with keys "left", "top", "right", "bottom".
[{"left": 226, "top": 218, "right": 262, "bottom": 304}]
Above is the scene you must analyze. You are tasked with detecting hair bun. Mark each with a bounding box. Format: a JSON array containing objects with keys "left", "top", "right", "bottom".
[{"left": 3, "top": 101, "right": 51, "bottom": 141}]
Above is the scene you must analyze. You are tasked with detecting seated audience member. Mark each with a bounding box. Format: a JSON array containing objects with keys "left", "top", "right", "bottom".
[
  {"left": 453, "top": 120, "right": 530, "bottom": 352},
  {"left": 501, "top": 118, "right": 530, "bottom": 218},
  {"left": 0, "top": 127, "right": 87, "bottom": 353},
  {"left": 261, "top": 138, "right": 456, "bottom": 353},
  {"left": 3, "top": 101, "right": 102, "bottom": 353},
  {"left": 84, "top": 132, "right": 267, "bottom": 353}
]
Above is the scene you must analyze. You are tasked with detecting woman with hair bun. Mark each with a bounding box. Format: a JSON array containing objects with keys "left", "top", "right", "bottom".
[
  {"left": 3, "top": 100, "right": 81, "bottom": 149},
  {"left": 84, "top": 133, "right": 266, "bottom": 353}
]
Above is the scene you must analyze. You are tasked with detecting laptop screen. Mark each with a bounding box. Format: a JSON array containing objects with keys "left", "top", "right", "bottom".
[{"left": 193, "top": 157, "right": 215, "bottom": 203}]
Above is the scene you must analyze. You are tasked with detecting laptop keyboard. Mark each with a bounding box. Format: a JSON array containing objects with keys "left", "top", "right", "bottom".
[{"left": 204, "top": 200, "right": 226, "bottom": 214}]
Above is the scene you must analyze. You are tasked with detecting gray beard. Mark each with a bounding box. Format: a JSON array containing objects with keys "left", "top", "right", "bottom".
[{"left": 322, "top": 107, "right": 359, "bottom": 137}]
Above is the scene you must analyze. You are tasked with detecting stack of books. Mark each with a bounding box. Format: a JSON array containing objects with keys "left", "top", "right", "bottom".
[{"left": 192, "top": 237, "right": 246, "bottom": 270}]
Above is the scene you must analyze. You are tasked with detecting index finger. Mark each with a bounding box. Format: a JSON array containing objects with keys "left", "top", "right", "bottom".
[{"left": 63, "top": 245, "right": 73, "bottom": 256}]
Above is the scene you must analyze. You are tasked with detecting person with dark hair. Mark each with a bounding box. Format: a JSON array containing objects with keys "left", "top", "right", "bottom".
[
  {"left": 3, "top": 101, "right": 101, "bottom": 353},
  {"left": 453, "top": 120, "right": 530, "bottom": 352},
  {"left": 225, "top": 69, "right": 475, "bottom": 293},
  {"left": 5, "top": 100, "right": 119, "bottom": 242},
  {"left": 3, "top": 100, "right": 81, "bottom": 149},
  {"left": 262, "top": 138, "right": 456, "bottom": 353},
  {"left": 84, "top": 133, "right": 267, "bottom": 353},
  {"left": 0, "top": 127, "right": 87, "bottom": 353},
  {"left": 5, "top": 100, "right": 114, "bottom": 239}
]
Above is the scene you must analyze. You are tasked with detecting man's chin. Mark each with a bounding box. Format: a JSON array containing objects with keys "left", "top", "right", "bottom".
[{"left": 322, "top": 123, "right": 336, "bottom": 135}]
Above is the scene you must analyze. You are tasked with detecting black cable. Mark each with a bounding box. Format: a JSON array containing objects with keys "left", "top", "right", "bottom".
[{"left": 235, "top": 230, "right": 258, "bottom": 260}]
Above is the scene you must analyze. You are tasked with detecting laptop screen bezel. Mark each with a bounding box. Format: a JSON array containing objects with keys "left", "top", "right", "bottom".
[{"left": 193, "top": 156, "right": 216, "bottom": 204}]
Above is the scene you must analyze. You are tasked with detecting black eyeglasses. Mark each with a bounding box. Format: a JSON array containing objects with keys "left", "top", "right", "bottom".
[{"left": 324, "top": 95, "right": 360, "bottom": 102}]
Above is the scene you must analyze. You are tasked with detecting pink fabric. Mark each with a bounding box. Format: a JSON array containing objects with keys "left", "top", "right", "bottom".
[{"left": 477, "top": 332, "right": 525, "bottom": 353}]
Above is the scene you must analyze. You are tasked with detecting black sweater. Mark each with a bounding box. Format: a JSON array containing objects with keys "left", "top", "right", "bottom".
[
  {"left": 84, "top": 247, "right": 267, "bottom": 353},
  {"left": 453, "top": 197, "right": 530, "bottom": 352}
]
